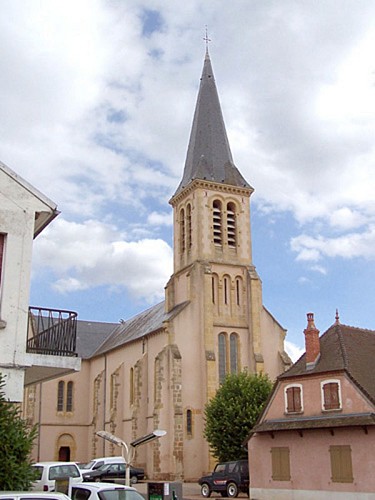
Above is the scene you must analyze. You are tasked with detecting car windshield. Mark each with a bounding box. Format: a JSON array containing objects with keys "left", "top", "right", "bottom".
[
  {"left": 97, "top": 464, "right": 112, "bottom": 472},
  {"left": 49, "top": 465, "right": 80, "bottom": 479},
  {"left": 98, "top": 491, "right": 144, "bottom": 500}
]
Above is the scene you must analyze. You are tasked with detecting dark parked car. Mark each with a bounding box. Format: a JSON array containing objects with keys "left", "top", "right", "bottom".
[
  {"left": 82, "top": 463, "right": 145, "bottom": 484},
  {"left": 198, "top": 459, "right": 249, "bottom": 498}
]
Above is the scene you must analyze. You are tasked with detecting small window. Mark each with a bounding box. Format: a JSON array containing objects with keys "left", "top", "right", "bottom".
[
  {"left": 186, "top": 409, "right": 193, "bottom": 436},
  {"left": 230, "top": 333, "right": 238, "bottom": 374},
  {"left": 57, "top": 381, "right": 64, "bottom": 412},
  {"left": 180, "top": 209, "right": 185, "bottom": 252},
  {"left": 186, "top": 204, "right": 192, "bottom": 249},
  {"left": 330, "top": 445, "right": 353, "bottom": 483},
  {"left": 223, "top": 276, "right": 229, "bottom": 305},
  {"left": 271, "top": 447, "right": 291, "bottom": 481},
  {"left": 235, "top": 278, "right": 241, "bottom": 306},
  {"left": 322, "top": 381, "right": 341, "bottom": 410},
  {"left": 130, "top": 367, "right": 134, "bottom": 405},
  {"left": 218, "top": 333, "right": 227, "bottom": 384},
  {"left": 285, "top": 385, "right": 302, "bottom": 413},
  {"left": 66, "top": 381, "right": 73, "bottom": 412}
]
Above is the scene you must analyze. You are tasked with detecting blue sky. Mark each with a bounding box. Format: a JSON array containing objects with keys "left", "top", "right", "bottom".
[{"left": 1, "top": 1, "right": 374, "bottom": 360}]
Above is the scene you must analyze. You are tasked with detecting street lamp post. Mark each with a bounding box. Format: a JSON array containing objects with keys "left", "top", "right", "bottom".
[{"left": 96, "top": 429, "right": 166, "bottom": 487}]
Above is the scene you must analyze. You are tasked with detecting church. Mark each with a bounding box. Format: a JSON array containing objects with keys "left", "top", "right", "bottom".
[{"left": 24, "top": 49, "right": 291, "bottom": 481}]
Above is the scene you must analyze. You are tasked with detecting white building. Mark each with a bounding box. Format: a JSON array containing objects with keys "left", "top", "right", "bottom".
[{"left": 0, "top": 161, "right": 80, "bottom": 402}]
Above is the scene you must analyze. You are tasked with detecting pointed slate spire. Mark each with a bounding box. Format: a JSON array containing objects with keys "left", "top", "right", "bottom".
[{"left": 174, "top": 50, "right": 251, "bottom": 196}]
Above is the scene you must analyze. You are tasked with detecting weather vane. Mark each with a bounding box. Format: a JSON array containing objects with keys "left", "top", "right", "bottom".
[{"left": 203, "top": 25, "right": 211, "bottom": 49}]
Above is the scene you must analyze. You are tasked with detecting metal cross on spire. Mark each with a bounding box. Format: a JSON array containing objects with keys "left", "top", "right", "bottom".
[{"left": 203, "top": 25, "right": 211, "bottom": 53}]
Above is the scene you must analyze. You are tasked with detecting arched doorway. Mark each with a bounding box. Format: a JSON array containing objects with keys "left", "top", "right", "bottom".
[
  {"left": 58, "top": 446, "right": 70, "bottom": 461},
  {"left": 57, "top": 433, "right": 76, "bottom": 462}
]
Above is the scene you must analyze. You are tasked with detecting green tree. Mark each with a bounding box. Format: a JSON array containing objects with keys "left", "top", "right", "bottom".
[
  {"left": 204, "top": 371, "right": 273, "bottom": 461},
  {"left": 0, "top": 373, "right": 38, "bottom": 490}
]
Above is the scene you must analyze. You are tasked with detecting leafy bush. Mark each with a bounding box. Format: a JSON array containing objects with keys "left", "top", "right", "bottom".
[
  {"left": 0, "top": 373, "right": 38, "bottom": 490},
  {"left": 204, "top": 371, "right": 273, "bottom": 461}
]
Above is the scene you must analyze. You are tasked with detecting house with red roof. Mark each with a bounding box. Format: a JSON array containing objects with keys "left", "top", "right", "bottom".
[{"left": 247, "top": 312, "right": 375, "bottom": 499}]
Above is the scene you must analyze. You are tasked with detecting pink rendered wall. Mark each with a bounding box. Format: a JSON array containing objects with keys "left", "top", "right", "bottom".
[
  {"left": 249, "top": 427, "right": 375, "bottom": 494},
  {"left": 265, "top": 374, "right": 373, "bottom": 420}
]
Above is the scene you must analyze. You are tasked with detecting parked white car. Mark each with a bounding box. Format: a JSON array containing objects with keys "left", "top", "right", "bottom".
[
  {"left": 78, "top": 457, "right": 124, "bottom": 474},
  {"left": 31, "top": 462, "right": 83, "bottom": 491},
  {"left": 0, "top": 493, "right": 70, "bottom": 500},
  {"left": 71, "top": 482, "right": 144, "bottom": 500}
]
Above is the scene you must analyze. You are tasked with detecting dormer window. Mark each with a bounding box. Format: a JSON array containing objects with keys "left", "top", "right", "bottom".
[
  {"left": 321, "top": 380, "right": 341, "bottom": 411},
  {"left": 285, "top": 384, "right": 303, "bottom": 414}
]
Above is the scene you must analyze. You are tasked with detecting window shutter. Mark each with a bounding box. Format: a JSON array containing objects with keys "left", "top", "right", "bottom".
[
  {"left": 324, "top": 382, "right": 340, "bottom": 410},
  {"left": 271, "top": 447, "right": 291, "bottom": 481},
  {"left": 330, "top": 445, "right": 353, "bottom": 483},
  {"left": 286, "top": 386, "right": 301, "bottom": 413}
]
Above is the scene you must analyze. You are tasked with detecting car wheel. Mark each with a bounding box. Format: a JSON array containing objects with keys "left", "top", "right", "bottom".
[
  {"left": 226, "top": 482, "right": 238, "bottom": 498},
  {"left": 130, "top": 476, "right": 138, "bottom": 484},
  {"left": 201, "top": 483, "right": 211, "bottom": 498}
]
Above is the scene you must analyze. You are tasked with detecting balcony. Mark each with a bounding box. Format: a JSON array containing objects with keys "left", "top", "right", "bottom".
[{"left": 27, "top": 306, "right": 78, "bottom": 357}]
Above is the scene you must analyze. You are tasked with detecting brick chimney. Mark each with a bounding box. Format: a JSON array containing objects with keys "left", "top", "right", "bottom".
[{"left": 304, "top": 313, "right": 320, "bottom": 368}]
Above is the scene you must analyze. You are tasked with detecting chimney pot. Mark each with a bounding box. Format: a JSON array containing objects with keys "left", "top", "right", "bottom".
[{"left": 304, "top": 312, "right": 320, "bottom": 368}]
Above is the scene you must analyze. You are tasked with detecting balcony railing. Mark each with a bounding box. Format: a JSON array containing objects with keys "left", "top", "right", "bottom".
[{"left": 27, "top": 307, "right": 78, "bottom": 357}]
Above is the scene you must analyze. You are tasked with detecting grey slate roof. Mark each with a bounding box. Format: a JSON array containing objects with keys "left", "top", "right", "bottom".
[
  {"left": 279, "top": 322, "right": 375, "bottom": 404},
  {"left": 76, "top": 320, "right": 118, "bottom": 359},
  {"left": 91, "top": 300, "right": 189, "bottom": 358},
  {"left": 173, "top": 50, "right": 251, "bottom": 197}
]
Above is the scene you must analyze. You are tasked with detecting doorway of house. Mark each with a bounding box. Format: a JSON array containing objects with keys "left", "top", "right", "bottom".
[{"left": 58, "top": 446, "right": 71, "bottom": 461}]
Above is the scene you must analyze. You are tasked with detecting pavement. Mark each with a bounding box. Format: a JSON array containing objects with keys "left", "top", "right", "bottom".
[
  {"left": 135, "top": 481, "right": 248, "bottom": 500},
  {"left": 135, "top": 481, "right": 201, "bottom": 500}
]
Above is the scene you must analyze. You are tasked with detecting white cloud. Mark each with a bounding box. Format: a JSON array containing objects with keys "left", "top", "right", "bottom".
[
  {"left": 284, "top": 340, "right": 304, "bottom": 363},
  {"left": 1, "top": 1, "right": 375, "bottom": 329},
  {"left": 291, "top": 226, "right": 375, "bottom": 261},
  {"left": 147, "top": 211, "right": 173, "bottom": 227},
  {"left": 33, "top": 218, "right": 173, "bottom": 303}
]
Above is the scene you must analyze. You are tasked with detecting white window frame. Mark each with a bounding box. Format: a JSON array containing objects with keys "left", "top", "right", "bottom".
[
  {"left": 284, "top": 383, "right": 304, "bottom": 414},
  {"left": 321, "top": 379, "right": 342, "bottom": 412}
]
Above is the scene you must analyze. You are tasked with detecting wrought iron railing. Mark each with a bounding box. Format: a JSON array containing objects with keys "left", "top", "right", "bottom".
[{"left": 27, "top": 307, "right": 78, "bottom": 357}]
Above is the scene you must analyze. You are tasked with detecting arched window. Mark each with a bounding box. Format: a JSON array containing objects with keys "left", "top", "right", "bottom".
[
  {"left": 235, "top": 277, "right": 242, "bottom": 306},
  {"left": 186, "top": 204, "right": 192, "bottom": 250},
  {"left": 66, "top": 381, "right": 73, "bottom": 412},
  {"left": 212, "top": 274, "right": 219, "bottom": 304},
  {"left": 57, "top": 381, "right": 64, "bottom": 412},
  {"left": 186, "top": 409, "right": 193, "bottom": 436},
  {"left": 180, "top": 208, "right": 185, "bottom": 252},
  {"left": 230, "top": 333, "right": 238, "bottom": 374},
  {"left": 130, "top": 367, "right": 134, "bottom": 405},
  {"left": 227, "top": 202, "right": 236, "bottom": 247},
  {"left": 218, "top": 333, "right": 227, "bottom": 384},
  {"left": 213, "top": 200, "right": 222, "bottom": 246},
  {"left": 223, "top": 276, "right": 230, "bottom": 305}
]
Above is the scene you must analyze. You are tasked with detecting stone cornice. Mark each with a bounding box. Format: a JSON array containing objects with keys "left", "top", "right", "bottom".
[{"left": 169, "top": 179, "right": 253, "bottom": 206}]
